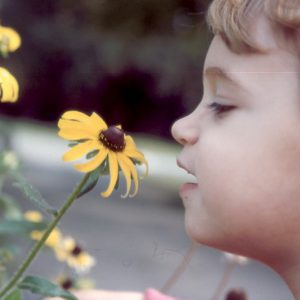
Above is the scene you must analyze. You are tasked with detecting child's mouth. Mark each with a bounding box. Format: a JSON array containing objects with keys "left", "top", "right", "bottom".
[{"left": 176, "top": 158, "right": 198, "bottom": 197}]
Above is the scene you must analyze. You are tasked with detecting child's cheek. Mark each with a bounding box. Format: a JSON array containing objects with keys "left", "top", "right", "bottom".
[{"left": 193, "top": 125, "right": 300, "bottom": 255}]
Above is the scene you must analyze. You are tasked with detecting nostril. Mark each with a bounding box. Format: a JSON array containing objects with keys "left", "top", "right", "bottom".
[{"left": 179, "top": 137, "right": 188, "bottom": 145}]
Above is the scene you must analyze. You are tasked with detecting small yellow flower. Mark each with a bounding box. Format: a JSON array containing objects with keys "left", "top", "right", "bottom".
[
  {"left": 24, "top": 210, "right": 62, "bottom": 249},
  {"left": 24, "top": 210, "right": 43, "bottom": 223},
  {"left": 58, "top": 111, "right": 148, "bottom": 198},
  {"left": 55, "top": 236, "right": 96, "bottom": 273},
  {"left": 0, "top": 25, "right": 21, "bottom": 54},
  {"left": 30, "top": 228, "right": 62, "bottom": 249},
  {"left": 0, "top": 67, "right": 19, "bottom": 103}
]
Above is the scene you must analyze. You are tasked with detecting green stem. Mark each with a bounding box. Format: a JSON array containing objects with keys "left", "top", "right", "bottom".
[{"left": 0, "top": 173, "right": 90, "bottom": 298}]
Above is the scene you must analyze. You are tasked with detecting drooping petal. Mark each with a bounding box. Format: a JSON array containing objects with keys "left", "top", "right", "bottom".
[
  {"left": 101, "top": 152, "right": 119, "bottom": 198},
  {"left": 118, "top": 155, "right": 139, "bottom": 197},
  {"left": 58, "top": 128, "right": 96, "bottom": 141},
  {"left": 74, "top": 148, "right": 108, "bottom": 173},
  {"left": 117, "top": 153, "right": 132, "bottom": 198},
  {"left": 123, "top": 148, "right": 148, "bottom": 177},
  {"left": 124, "top": 135, "right": 136, "bottom": 149},
  {"left": 63, "top": 141, "right": 99, "bottom": 162},
  {"left": 90, "top": 112, "right": 108, "bottom": 131}
]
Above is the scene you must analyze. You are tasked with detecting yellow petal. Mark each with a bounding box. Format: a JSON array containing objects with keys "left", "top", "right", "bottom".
[
  {"left": 62, "top": 111, "right": 92, "bottom": 124},
  {"left": 118, "top": 155, "right": 139, "bottom": 197},
  {"left": 124, "top": 149, "right": 148, "bottom": 177},
  {"left": 90, "top": 112, "right": 107, "bottom": 131},
  {"left": 24, "top": 210, "right": 43, "bottom": 222},
  {"left": 0, "top": 67, "right": 19, "bottom": 103},
  {"left": 45, "top": 228, "right": 62, "bottom": 248},
  {"left": 125, "top": 135, "right": 136, "bottom": 149},
  {"left": 0, "top": 27, "right": 21, "bottom": 52},
  {"left": 101, "top": 152, "right": 119, "bottom": 198},
  {"left": 63, "top": 141, "right": 99, "bottom": 162},
  {"left": 117, "top": 153, "right": 132, "bottom": 198},
  {"left": 58, "top": 128, "right": 96, "bottom": 141},
  {"left": 30, "top": 230, "right": 43, "bottom": 241},
  {"left": 58, "top": 119, "right": 98, "bottom": 135},
  {"left": 75, "top": 148, "right": 108, "bottom": 172}
]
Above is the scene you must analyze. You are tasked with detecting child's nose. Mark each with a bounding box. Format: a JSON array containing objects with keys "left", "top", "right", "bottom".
[{"left": 171, "top": 114, "right": 198, "bottom": 146}]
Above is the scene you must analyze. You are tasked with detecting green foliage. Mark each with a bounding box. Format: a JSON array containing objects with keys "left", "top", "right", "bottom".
[
  {"left": 0, "top": 194, "right": 22, "bottom": 220},
  {"left": 76, "top": 167, "right": 101, "bottom": 199},
  {"left": 18, "top": 276, "right": 77, "bottom": 300},
  {"left": 0, "top": 220, "right": 47, "bottom": 235},
  {"left": 3, "top": 288, "right": 22, "bottom": 300},
  {"left": 12, "top": 174, "right": 58, "bottom": 217}
]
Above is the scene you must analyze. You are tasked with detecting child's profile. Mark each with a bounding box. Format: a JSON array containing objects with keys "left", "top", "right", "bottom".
[{"left": 53, "top": 0, "right": 300, "bottom": 299}]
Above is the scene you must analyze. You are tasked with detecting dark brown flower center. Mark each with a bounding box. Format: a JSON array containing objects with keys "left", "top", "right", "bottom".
[
  {"left": 71, "top": 245, "right": 82, "bottom": 256},
  {"left": 61, "top": 278, "right": 73, "bottom": 290},
  {"left": 99, "top": 126, "right": 125, "bottom": 152},
  {"left": 225, "top": 289, "right": 247, "bottom": 300}
]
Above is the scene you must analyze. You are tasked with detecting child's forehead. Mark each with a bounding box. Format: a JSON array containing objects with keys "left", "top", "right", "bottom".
[
  {"left": 203, "top": 35, "right": 300, "bottom": 97},
  {"left": 204, "top": 26, "right": 299, "bottom": 75}
]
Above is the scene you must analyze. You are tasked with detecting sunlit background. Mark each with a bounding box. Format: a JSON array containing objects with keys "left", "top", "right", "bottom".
[{"left": 0, "top": 1, "right": 293, "bottom": 299}]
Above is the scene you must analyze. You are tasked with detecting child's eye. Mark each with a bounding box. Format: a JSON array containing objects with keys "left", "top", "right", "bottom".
[{"left": 207, "top": 102, "right": 235, "bottom": 116}]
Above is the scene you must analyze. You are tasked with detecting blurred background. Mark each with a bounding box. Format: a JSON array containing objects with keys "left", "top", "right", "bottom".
[
  {"left": 0, "top": 0, "right": 211, "bottom": 138},
  {"left": 0, "top": 0, "right": 294, "bottom": 299}
]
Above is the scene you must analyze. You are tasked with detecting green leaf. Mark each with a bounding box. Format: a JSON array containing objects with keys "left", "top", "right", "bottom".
[
  {"left": 3, "top": 288, "right": 22, "bottom": 300},
  {"left": 76, "top": 167, "right": 101, "bottom": 199},
  {"left": 86, "top": 149, "right": 99, "bottom": 159},
  {"left": 0, "top": 220, "right": 47, "bottom": 235},
  {"left": 0, "top": 194, "right": 22, "bottom": 220},
  {"left": 18, "top": 276, "right": 78, "bottom": 300},
  {"left": 12, "top": 174, "right": 58, "bottom": 217}
]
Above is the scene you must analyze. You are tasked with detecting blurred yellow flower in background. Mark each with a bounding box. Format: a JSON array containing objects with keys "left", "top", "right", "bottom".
[
  {"left": 0, "top": 67, "right": 19, "bottom": 103},
  {"left": 55, "top": 236, "right": 96, "bottom": 273},
  {"left": 24, "top": 210, "right": 62, "bottom": 249},
  {"left": 0, "top": 25, "right": 21, "bottom": 54},
  {"left": 58, "top": 111, "right": 148, "bottom": 198}
]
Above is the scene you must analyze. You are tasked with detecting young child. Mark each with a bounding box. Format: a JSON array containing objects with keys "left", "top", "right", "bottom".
[{"left": 55, "top": 0, "right": 300, "bottom": 299}]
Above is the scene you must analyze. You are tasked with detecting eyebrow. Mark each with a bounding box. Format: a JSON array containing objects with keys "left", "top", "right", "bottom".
[{"left": 204, "top": 66, "right": 246, "bottom": 91}]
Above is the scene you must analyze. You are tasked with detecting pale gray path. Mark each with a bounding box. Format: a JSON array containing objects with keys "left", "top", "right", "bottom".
[{"left": 4, "top": 124, "right": 294, "bottom": 300}]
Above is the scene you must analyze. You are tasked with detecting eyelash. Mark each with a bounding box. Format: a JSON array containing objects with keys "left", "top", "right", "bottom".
[{"left": 207, "top": 102, "right": 235, "bottom": 116}]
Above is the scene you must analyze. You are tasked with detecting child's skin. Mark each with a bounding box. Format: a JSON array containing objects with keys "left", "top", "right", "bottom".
[{"left": 53, "top": 7, "right": 300, "bottom": 300}]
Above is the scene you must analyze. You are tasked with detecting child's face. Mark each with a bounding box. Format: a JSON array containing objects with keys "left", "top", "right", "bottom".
[{"left": 172, "top": 14, "right": 300, "bottom": 263}]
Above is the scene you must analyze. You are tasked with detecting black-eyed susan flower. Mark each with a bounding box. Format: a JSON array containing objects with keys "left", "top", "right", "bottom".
[
  {"left": 55, "top": 236, "right": 95, "bottom": 273},
  {"left": 0, "top": 67, "right": 19, "bottom": 103},
  {"left": 0, "top": 25, "right": 21, "bottom": 55},
  {"left": 58, "top": 110, "right": 148, "bottom": 198}
]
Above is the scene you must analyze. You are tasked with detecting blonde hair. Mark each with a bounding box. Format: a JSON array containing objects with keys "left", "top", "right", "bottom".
[{"left": 206, "top": 0, "right": 300, "bottom": 54}]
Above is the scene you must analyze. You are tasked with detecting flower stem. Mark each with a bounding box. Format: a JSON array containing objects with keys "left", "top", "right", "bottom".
[
  {"left": 210, "top": 261, "right": 237, "bottom": 300},
  {"left": 160, "top": 241, "right": 198, "bottom": 293},
  {"left": 0, "top": 173, "right": 90, "bottom": 298}
]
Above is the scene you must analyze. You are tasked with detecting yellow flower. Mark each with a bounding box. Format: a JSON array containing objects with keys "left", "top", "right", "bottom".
[
  {"left": 24, "top": 210, "right": 62, "bottom": 249},
  {"left": 0, "top": 26, "right": 21, "bottom": 54},
  {"left": 0, "top": 67, "right": 19, "bottom": 103},
  {"left": 24, "top": 210, "right": 43, "bottom": 223},
  {"left": 58, "top": 110, "right": 148, "bottom": 198},
  {"left": 55, "top": 236, "right": 96, "bottom": 273},
  {"left": 30, "top": 228, "right": 62, "bottom": 249}
]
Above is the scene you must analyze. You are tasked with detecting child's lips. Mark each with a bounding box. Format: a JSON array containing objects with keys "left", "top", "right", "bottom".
[
  {"left": 176, "top": 158, "right": 198, "bottom": 197},
  {"left": 179, "top": 182, "right": 198, "bottom": 196}
]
